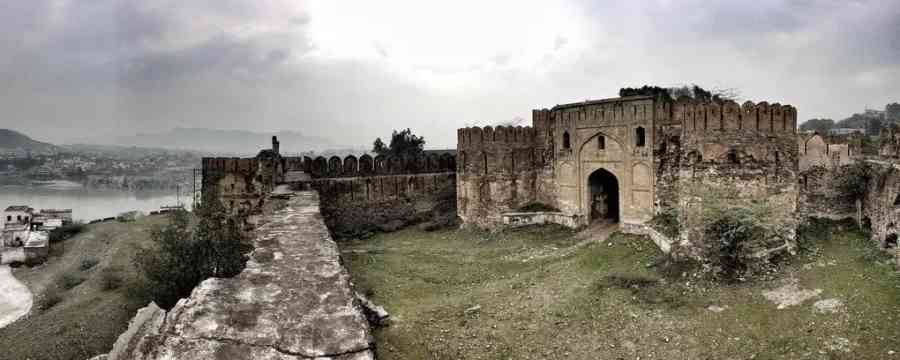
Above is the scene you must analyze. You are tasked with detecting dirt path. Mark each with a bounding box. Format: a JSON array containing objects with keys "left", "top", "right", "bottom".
[
  {"left": 518, "top": 221, "right": 618, "bottom": 263},
  {"left": 0, "top": 265, "right": 33, "bottom": 329},
  {"left": 14, "top": 232, "right": 97, "bottom": 298}
]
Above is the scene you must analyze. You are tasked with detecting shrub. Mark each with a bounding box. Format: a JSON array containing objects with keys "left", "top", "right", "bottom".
[
  {"left": 677, "top": 179, "right": 797, "bottom": 280},
  {"left": 58, "top": 273, "right": 85, "bottom": 290},
  {"left": 649, "top": 207, "right": 679, "bottom": 238},
  {"left": 99, "top": 268, "right": 123, "bottom": 291},
  {"left": 836, "top": 162, "right": 873, "bottom": 201},
  {"left": 134, "top": 191, "right": 250, "bottom": 310},
  {"left": 79, "top": 257, "right": 99, "bottom": 271},
  {"left": 704, "top": 208, "right": 761, "bottom": 280},
  {"left": 40, "top": 287, "right": 63, "bottom": 310},
  {"left": 49, "top": 222, "right": 85, "bottom": 243},
  {"left": 518, "top": 202, "right": 560, "bottom": 212}
]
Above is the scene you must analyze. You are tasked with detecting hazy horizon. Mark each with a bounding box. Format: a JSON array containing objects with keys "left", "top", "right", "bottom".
[{"left": 2, "top": 1, "right": 899, "bottom": 149}]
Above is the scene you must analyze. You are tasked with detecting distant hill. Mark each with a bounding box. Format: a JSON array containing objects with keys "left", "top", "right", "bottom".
[
  {"left": 80, "top": 128, "right": 336, "bottom": 156},
  {"left": 0, "top": 129, "right": 57, "bottom": 153}
]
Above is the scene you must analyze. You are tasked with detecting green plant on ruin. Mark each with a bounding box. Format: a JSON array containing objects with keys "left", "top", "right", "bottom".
[
  {"left": 133, "top": 191, "right": 251, "bottom": 309},
  {"left": 677, "top": 178, "right": 797, "bottom": 280},
  {"left": 836, "top": 162, "right": 873, "bottom": 201},
  {"left": 372, "top": 128, "right": 426, "bottom": 158},
  {"left": 649, "top": 206, "right": 680, "bottom": 238}
]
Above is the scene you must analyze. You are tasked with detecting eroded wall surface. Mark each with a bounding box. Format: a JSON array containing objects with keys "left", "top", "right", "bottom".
[
  {"left": 106, "top": 192, "right": 375, "bottom": 360},
  {"left": 289, "top": 173, "right": 457, "bottom": 238},
  {"left": 862, "top": 161, "right": 900, "bottom": 250}
]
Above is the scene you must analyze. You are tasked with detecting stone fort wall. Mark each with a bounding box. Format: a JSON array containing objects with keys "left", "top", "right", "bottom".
[
  {"left": 672, "top": 99, "right": 800, "bottom": 258},
  {"left": 283, "top": 153, "right": 458, "bottom": 239},
  {"left": 456, "top": 125, "right": 553, "bottom": 227},
  {"left": 201, "top": 156, "right": 280, "bottom": 215}
]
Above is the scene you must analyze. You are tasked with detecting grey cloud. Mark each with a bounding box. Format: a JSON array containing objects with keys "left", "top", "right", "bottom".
[{"left": 1, "top": 0, "right": 898, "bottom": 149}]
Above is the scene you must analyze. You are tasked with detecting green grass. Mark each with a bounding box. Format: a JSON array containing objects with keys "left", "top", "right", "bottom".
[{"left": 343, "top": 224, "right": 900, "bottom": 360}]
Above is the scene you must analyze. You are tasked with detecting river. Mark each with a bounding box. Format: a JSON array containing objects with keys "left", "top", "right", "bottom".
[{"left": 0, "top": 181, "right": 191, "bottom": 225}]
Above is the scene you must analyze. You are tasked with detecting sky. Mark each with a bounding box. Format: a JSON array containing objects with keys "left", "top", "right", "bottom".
[{"left": 1, "top": 0, "right": 899, "bottom": 149}]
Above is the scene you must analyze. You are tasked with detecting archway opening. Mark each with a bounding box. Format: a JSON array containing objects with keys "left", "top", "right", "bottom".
[
  {"left": 588, "top": 168, "right": 620, "bottom": 223},
  {"left": 885, "top": 233, "right": 898, "bottom": 249}
]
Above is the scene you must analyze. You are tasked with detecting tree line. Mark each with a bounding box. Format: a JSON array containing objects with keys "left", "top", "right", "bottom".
[{"left": 799, "top": 102, "right": 900, "bottom": 136}]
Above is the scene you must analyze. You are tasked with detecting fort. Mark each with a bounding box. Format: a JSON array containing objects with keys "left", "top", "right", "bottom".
[{"left": 100, "top": 88, "right": 900, "bottom": 359}]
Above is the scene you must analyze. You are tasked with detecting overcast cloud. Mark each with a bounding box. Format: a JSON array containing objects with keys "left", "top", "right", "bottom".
[{"left": 1, "top": 0, "right": 898, "bottom": 149}]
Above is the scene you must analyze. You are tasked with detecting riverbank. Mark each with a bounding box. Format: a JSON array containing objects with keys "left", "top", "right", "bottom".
[{"left": 0, "top": 185, "right": 187, "bottom": 226}]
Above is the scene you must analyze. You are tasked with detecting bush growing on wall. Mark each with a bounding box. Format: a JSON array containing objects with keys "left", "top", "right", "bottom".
[
  {"left": 133, "top": 191, "right": 251, "bottom": 309},
  {"left": 836, "top": 162, "right": 873, "bottom": 201},
  {"left": 677, "top": 179, "right": 796, "bottom": 279}
]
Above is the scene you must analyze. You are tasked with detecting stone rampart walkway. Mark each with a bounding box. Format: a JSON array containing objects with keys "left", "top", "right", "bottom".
[{"left": 106, "top": 191, "right": 374, "bottom": 359}]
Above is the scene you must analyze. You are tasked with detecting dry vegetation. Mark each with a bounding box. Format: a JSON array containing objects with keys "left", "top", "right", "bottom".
[
  {"left": 343, "top": 223, "right": 900, "bottom": 359},
  {"left": 0, "top": 215, "right": 167, "bottom": 360}
]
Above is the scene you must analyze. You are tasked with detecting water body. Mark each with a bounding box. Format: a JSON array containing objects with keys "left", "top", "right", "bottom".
[{"left": 0, "top": 182, "right": 191, "bottom": 226}]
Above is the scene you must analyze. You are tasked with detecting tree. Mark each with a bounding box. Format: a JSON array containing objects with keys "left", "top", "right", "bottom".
[
  {"left": 798, "top": 118, "right": 835, "bottom": 134},
  {"left": 372, "top": 138, "right": 387, "bottom": 156},
  {"left": 134, "top": 191, "right": 250, "bottom": 309},
  {"left": 667, "top": 84, "right": 740, "bottom": 102},
  {"left": 371, "top": 128, "right": 426, "bottom": 158},
  {"left": 619, "top": 86, "right": 672, "bottom": 100}
]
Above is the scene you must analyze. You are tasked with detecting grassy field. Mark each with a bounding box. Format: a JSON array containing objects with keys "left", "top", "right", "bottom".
[
  {"left": 343, "top": 224, "right": 900, "bottom": 359},
  {"left": 0, "top": 215, "right": 167, "bottom": 360}
]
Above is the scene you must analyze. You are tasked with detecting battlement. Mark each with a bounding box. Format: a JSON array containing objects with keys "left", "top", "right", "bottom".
[
  {"left": 674, "top": 99, "right": 797, "bottom": 134},
  {"left": 201, "top": 157, "right": 260, "bottom": 175},
  {"left": 457, "top": 126, "right": 537, "bottom": 150},
  {"left": 285, "top": 153, "right": 456, "bottom": 179}
]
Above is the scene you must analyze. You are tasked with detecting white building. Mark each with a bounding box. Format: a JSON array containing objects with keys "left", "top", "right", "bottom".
[{"left": 3, "top": 205, "right": 34, "bottom": 226}]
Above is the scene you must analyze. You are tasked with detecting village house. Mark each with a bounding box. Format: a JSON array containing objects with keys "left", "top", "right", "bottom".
[
  {"left": 1, "top": 205, "right": 70, "bottom": 264},
  {"left": 3, "top": 205, "right": 34, "bottom": 225}
]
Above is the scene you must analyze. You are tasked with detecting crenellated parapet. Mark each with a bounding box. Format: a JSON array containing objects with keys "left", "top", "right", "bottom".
[
  {"left": 457, "top": 125, "right": 537, "bottom": 149},
  {"left": 285, "top": 153, "right": 455, "bottom": 179},
  {"left": 674, "top": 99, "right": 797, "bottom": 134},
  {"left": 201, "top": 157, "right": 260, "bottom": 175},
  {"left": 456, "top": 125, "right": 541, "bottom": 176}
]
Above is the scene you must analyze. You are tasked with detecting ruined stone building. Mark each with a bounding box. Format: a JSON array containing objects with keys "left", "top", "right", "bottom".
[{"left": 457, "top": 94, "right": 799, "bottom": 243}]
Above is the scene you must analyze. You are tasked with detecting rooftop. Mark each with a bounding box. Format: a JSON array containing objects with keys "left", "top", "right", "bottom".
[
  {"left": 551, "top": 95, "right": 655, "bottom": 111},
  {"left": 24, "top": 231, "right": 48, "bottom": 248},
  {"left": 4, "top": 205, "right": 32, "bottom": 212}
]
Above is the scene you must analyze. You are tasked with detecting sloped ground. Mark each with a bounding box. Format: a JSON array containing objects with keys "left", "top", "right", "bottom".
[
  {"left": 0, "top": 216, "right": 167, "bottom": 360},
  {"left": 343, "top": 224, "right": 900, "bottom": 359}
]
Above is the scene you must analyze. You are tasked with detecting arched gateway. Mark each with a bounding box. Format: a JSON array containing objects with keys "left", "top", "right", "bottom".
[{"left": 588, "top": 168, "right": 619, "bottom": 223}]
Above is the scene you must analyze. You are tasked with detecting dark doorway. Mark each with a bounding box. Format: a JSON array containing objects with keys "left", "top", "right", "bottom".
[
  {"left": 885, "top": 233, "right": 898, "bottom": 249},
  {"left": 589, "top": 168, "right": 619, "bottom": 223}
]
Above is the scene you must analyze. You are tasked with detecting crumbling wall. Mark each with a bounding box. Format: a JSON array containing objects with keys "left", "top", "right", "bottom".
[
  {"left": 797, "top": 133, "right": 861, "bottom": 219},
  {"left": 456, "top": 125, "right": 546, "bottom": 228},
  {"left": 861, "top": 162, "right": 900, "bottom": 250},
  {"left": 201, "top": 157, "right": 268, "bottom": 215},
  {"left": 290, "top": 173, "right": 457, "bottom": 239},
  {"left": 670, "top": 99, "right": 800, "bottom": 261},
  {"left": 103, "top": 191, "right": 375, "bottom": 360}
]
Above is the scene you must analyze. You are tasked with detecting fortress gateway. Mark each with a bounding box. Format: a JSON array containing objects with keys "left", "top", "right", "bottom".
[{"left": 456, "top": 95, "right": 798, "bottom": 233}]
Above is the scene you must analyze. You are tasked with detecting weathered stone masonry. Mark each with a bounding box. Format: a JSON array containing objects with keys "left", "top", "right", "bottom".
[
  {"left": 102, "top": 192, "right": 375, "bottom": 360},
  {"left": 457, "top": 95, "right": 799, "bottom": 235}
]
